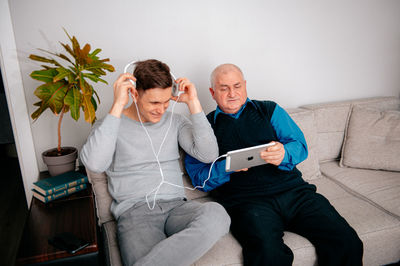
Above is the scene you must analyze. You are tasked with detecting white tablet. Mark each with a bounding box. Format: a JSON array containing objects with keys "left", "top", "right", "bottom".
[{"left": 225, "top": 142, "right": 275, "bottom": 172}]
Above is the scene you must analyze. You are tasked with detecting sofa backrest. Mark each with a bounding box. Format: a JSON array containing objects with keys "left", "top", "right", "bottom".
[
  {"left": 182, "top": 107, "right": 323, "bottom": 198},
  {"left": 286, "top": 108, "right": 321, "bottom": 181},
  {"left": 86, "top": 96, "right": 400, "bottom": 225},
  {"left": 301, "top": 96, "right": 400, "bottom": 162}
]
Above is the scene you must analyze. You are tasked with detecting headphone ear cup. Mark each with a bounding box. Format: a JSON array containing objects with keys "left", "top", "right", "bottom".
[
  {"left": 129, "top": 80, "right": 136, "bottom": 88},
  {"left": 172, "top": 81, "right": 178, "bottom": 96}
]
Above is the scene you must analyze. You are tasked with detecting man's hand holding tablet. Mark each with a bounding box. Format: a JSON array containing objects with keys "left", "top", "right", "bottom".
[
  {"left": 225, "top": 142, "right": 279, "bottom": 172},
  {"left": 260, "top": 141, "right": 285, "bottom": 166}
]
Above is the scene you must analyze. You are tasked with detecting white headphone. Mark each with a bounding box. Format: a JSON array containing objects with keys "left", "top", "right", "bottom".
[{"left": 124, "top": 60, "right": 182, "bottom": 97}]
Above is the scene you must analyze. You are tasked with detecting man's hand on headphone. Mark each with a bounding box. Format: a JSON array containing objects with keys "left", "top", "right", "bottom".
[
  {"left": 171, "top": 77, "right": 203, "bottom": 114},
  {"left": 109, "top": 73, "right": 136, "bottom": 118}
]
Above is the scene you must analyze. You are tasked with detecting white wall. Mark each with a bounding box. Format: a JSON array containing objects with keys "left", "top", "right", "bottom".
[{"left": 7, "top": 0, "right": 400, "bottom": 172}]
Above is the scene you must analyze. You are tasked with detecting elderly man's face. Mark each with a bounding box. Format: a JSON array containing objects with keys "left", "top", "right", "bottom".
[{"left": 209, "top": 69, "right": 247, "bottom": 114}]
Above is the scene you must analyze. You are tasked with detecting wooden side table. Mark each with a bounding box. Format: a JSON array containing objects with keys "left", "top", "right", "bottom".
[{"left": 16, "top": 181, "right": 100, "bottom": 265}]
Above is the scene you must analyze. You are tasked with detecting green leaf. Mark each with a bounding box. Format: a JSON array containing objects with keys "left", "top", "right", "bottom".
[
  {"left": 31, "top": 103, "right": 48, "bottom": 120},
  {"left": 60, "top": 42, "right": 76, "bottom": 59},
  {"left": 82, "top": 93, "right": 96, "bottom": 123},
  {"left": 41, "top": 65, "right": 52, "bottom": 70},
  {"left": 33, "top": 81, "right": 68, "bottom": 115},
  {"left": 93, "top": 89, "right": 101, "bottom": 105},
  {"left": 102, "top": 62, "right": 115, "bottom": 72},
  {"left": 89, "top": 48, "right": 101, "bottom": 60},
  {"left": 53, "top": 67, "right": 75, "bottom": 83},
  {"left": 82, "top": 73, "right": 108, "bottom": 84},
  {"left": 57, "top": 53, "right": 73, "bottom": 63},
  {"left": 64, "top": 86, "right": 82, "bottom": 121},
  {"left": 37, "top": 48, "right": 74, "bottom": 66},
  {"left": 82, "top": 73, "right": 100, "bottom": 82},
  {"left": 63, "top": 104, "right": 70, "bottom": 113},
  {"left": 84, "top": 60, "right": 114, "bottom": 74},
  {"left": 91, "top": 96, "right": 98, "bottom": 111},
  {"left": 30, "top": 69, "right": 58, "bottom": 83},
  {"left": 71, "top": 36, "right": 81, "bottom": 59},
  {"left": 78, "top": 73, "right": 87, "bottom": 93},
  {"left": 29, "top": 54, "right": 61, "bottom": 67},
  {"left": 62, "top": 28, "right": 73, "bottom": 41}
]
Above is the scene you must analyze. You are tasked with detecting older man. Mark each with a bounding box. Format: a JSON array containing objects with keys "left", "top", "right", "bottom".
[{"left": 185, "top": 63, "right": 363, "bottom": 266}]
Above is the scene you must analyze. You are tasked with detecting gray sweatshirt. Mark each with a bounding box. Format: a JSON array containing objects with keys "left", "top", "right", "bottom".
[{"left": 80, "top": 111, "right": 218, "bottom": 219}]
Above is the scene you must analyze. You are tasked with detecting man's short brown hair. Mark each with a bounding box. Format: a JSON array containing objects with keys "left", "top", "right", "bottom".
[{"left": 133, "top": 59, "right": 173, "bottom": 91}]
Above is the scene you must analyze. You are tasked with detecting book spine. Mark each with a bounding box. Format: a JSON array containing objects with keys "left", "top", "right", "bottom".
[
  {"left": 44, "top": 184, "right": 87, "bottom": 203},
  {"left": 45, "top": 177, "right": 88, "bottom": 196}
]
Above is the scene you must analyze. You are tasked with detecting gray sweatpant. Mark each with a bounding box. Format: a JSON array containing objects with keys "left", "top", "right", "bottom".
[{"left": 117, "top": 198, "right": 231, "bottom": 266}]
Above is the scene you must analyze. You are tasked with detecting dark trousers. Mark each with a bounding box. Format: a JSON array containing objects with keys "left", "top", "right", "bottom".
[{"left": 225, "top": 185, "right": 363, "bottom": 266}]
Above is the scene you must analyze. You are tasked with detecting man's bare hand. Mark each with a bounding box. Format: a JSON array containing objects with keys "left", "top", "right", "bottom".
[
  {"left": 260, "top": 141, "right": 285, "bottom": 166},
  {"left": 109, "top": 73, "right": 136, "bottom": 117},
  {"left": 171, "top": 77, "right": 202, "bottom": 114}
]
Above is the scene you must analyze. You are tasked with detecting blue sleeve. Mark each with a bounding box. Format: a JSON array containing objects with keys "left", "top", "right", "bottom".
[
  {"left": 270, "top": 104, "right": 308, "bottom": 171},
  {"left": 184, "top": 153, "right": 231, "bottom": 192}
]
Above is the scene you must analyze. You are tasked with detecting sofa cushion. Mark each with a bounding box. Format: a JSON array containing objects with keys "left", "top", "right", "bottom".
[
  {"left": 287, "top": 108, "right": 321, "bottom": 181},
  {"left": 320, "top": 161, "right": 400, "bottom": 218},
  {"left": 340, "top": 105, "right": 400, "bottom": 171},
  {"left": 309, "top": 174, "right": 400, "bottom": 266},
  {"left": 301, "top": 97, "right": 400, "bottom": 162},
  {"left": 193, "top": 232, "right": 242, "bottom": 266},
  {"left": 195, "top": 230, "right": 319, "bottom": 266},
  {"left": 324, "top": 192, "right": 400, "bottom": 266},
  {"left": 194, "top": 197, "right": 318, "bottom": 266}
]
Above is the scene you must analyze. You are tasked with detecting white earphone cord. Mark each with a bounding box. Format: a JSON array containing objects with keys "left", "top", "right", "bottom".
[{"left": 133, "top": 94, "right": 225, "bottom": 210}]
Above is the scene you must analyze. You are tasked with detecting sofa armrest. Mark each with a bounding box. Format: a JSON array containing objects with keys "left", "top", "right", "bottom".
[
  {"left": 102, "top": 221, "right": 123, "bottom": 266},
  {"left": 86, "top": 169, "right": 115, "bottom": 226}
]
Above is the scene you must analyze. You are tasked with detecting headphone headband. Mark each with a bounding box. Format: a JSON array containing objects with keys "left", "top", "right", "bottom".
[
  {"left": 124, "top": 60, "right": 177, "bottom": 83},
  {"left": 124, "top": 60, "right": 180, "bottom": 96}
]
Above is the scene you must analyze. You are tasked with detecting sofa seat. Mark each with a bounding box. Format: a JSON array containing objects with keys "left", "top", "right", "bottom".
[
  {"left": 318, "top": 161, "right": 400, "bottom": 265},
  {"left": 193, "top": 196, "right": 319, "bottom": 266},
  {"left": 190, "top": 170, "right": 400, "bottom": 266},
  {"left": 320, "top": 161, "right": 400, "bottom": 218}
]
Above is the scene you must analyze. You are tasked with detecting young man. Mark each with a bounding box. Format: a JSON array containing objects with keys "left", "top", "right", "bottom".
[
  {"left": 81, "top": 59, "right": 230, "bottom": 266},
  {"left": 185, "top": 63, "right": 363, "bottom": 266}
]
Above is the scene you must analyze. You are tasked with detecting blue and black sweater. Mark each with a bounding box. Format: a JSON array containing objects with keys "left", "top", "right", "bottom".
[{"left": 184, "top": 99, "right": 309, "bottom": 204}]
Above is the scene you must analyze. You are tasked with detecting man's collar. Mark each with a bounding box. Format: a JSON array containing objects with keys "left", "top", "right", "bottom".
[{"left": 214, "top": 98, "right": 257, "bottom": 123}]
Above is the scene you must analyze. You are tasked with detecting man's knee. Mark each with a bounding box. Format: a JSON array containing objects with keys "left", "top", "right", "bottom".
[{"left": 199, "top": 202, "right": 231, "bottom": 237}]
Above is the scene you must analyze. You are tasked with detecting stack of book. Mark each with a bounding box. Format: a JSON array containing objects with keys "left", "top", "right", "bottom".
[{"left": 32, "top": 171, "right": 89, "bottom": 203}]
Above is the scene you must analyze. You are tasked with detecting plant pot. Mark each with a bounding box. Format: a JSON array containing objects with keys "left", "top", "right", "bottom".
[{"left": 42, "top": 147, "right": 78, "bottom": 176}]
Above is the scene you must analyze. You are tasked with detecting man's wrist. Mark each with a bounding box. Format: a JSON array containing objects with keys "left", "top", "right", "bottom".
[
  {"left": 187, "top": 98, "right": 202, "bottom": 114},
  {"left": 109, "top": 102, "right": 125, "bottom": 118}
]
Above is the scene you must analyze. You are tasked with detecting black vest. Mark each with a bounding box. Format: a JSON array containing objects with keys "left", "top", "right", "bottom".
[{"left": 207, "top": 100, "right": 306, "bottom": 203}]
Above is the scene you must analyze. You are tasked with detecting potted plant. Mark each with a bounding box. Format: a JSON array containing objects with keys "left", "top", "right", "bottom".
[{"left": 29, "top": 30, "right": 115, "bottom": 176}]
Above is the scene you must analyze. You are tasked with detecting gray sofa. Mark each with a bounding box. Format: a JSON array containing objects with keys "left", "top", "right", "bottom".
[{"left": 86, "top": 96, "right": 400, "bottom": 266}]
